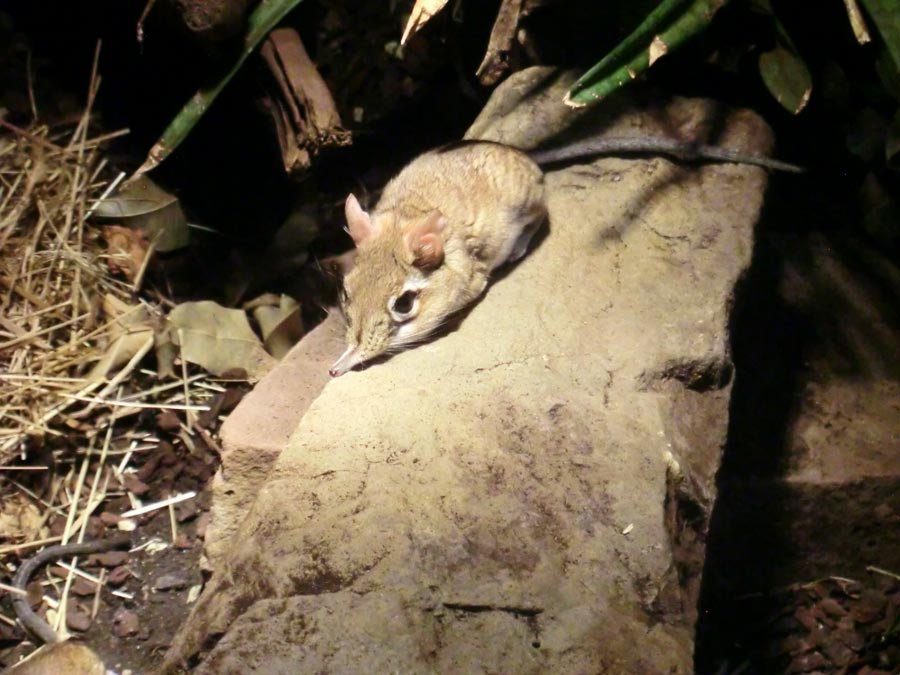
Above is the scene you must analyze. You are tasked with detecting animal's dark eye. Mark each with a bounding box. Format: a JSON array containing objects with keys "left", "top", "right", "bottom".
[
  {"left": 388, "top": 289, "right": 420, "bottom": 322},
  {"left": 393, "top": 290, "right": 417, "bottom": 315}
]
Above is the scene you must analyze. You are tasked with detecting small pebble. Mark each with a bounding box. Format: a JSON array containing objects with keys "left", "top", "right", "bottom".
[
  {"left": 821, "top": 639, "right": 854, "bottom": 667},
  {"left": 117, "top": 518, "right": 137, "bottom": 532},
  {"left": 112, "top": 608, "right": 140, "bottom": 637},
  {"left": 99, "top": 511, "right": 121, "bottom": 526},
  {"left": 66, "top": 609, "right": 92, "bottom": 632},
  {"left": 136, "top": 453, "right": 161, "bottom": 482},
  {"left": 818, "top": 597, "right": 846, "bottom": 618},
  {"left": 154, "top": 572, "right": 188, "bottom": 591},
  {"left": 122, "top": 474, "right": 150, "bottom": 496},
  {"left": 91, "top": 550, "right": 129, "bottom": 567},
  {"left": 174, "top": 534, "right": 194, "bottom": 550},
  {"left": 794, "top": 605, "right": 820, "bottom": 632},
  {"left": 850, "top": 589, "right": 887, "bottom": 624},
  {"left": 70, "top": 577, "right": 96, "bottom": 597},
  {"left": 158, "top": 442, "right": 178, "bottom": 466},
  {"left": 175, "top": 500, "right": 199, "bottom": 523},
  {"left": 156, "top": 410, "right": 181, "bottom": 431},
  {"left": 788, "top": 650, "right": 828, "bottom": 673},
  {"left": 833, "top": 625, "right": 865, "bottom": 651},
  {"left": 107, "top": 566, "right": 131, "bottom": 586}
]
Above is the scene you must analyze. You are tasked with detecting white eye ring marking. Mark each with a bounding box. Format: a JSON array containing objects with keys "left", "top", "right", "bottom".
[{"left": 388, "top": 289, "right": 419, "bottom": 323}]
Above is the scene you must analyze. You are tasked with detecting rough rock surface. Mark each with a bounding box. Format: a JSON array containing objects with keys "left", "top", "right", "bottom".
[
  {"left": 703, "top": 233, "right": 900, "bottom": 596},
  {"left": 162, "top": 68, "right": 774, "bottom": 673},
  {"left": 204, "top": 312, "right": 345, "bottom": 569}
]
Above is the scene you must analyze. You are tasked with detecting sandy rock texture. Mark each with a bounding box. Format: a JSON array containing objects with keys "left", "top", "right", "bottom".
[
  {"left": 162, "top": 68, "right": 773, "bottom": 673},
  {"left": 704, "top": 233, "right": 900, "bottom": 596}
]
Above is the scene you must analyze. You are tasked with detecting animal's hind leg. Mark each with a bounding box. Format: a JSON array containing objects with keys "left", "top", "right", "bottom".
[{"left": 508, "top": 202, "right": 548, "bottom": 263}]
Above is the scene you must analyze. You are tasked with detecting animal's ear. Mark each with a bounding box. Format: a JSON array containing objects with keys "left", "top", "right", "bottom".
[
  {"left": 404, "top": 211, "right": 447, "bottom": 270},
  {"left": 345, "top": 194, "right": 378, "bottom": 245}
]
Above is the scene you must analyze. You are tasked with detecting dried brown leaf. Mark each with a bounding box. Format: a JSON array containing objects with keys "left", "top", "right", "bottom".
[
  {"left": 246, "top": 294, "right": 304, "bottom": 359},
  {"left": 168, "top": 301, "right": 276, "bottom": 381},
  {"left": 102, "top": 225, "right": 150, "bottom": 281},
  {"left": 401, "top": 0, "right": 450, "bottom": 45}
]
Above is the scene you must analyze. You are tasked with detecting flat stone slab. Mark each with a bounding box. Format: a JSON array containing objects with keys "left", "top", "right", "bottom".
[{"left": 162, "top": 68, "right": 772, "bottom": 673}]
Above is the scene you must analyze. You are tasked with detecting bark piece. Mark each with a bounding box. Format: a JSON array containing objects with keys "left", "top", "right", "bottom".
[{"left": 259, "top": 28, "right": 351, "bottom": 175}]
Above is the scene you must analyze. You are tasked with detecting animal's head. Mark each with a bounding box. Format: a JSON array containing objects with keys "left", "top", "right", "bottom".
[{"left": 329, "top": 194, "right": 450, "bottom": 377}]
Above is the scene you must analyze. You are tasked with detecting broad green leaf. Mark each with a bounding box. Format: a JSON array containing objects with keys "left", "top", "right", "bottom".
[
  {"left": 875, "top": 46, "right": 900, "bottom": 102},
  {"left": 759, "top": 42, "right": 812, "bottom": 114},
  {"left": 858, "top": 0, "right": 900, "bottom": 74},
  {"left": 887, "top": 109, "right": 900, "bottom": 169},
  {"left": 566, "top": 0, "right": 728, "bottom": 107},
  {"left": 753, "top": 7, "right": 812, "bottom": 114}
]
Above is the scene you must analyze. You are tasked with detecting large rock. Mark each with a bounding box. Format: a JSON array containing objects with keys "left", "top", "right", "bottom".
[
  {"left": 162, "top": 68, "right": 773, "bottom": 673},
  {"left": 701, "top": 233, "right": 900, "bottom": 596}
]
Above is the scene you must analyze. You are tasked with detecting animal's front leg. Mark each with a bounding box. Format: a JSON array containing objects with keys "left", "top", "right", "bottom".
[{"left": 508, "top": 202, "right": 548, "bottom": 263}]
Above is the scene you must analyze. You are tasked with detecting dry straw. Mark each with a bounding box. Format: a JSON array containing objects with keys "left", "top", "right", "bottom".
[{"left": 0, "top": 45, "right": 215, "bottom": 639}]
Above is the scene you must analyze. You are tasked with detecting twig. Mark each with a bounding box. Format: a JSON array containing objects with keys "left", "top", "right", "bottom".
[
  {"left": 121, "top": 491, "right": 196, "bottom": 518},
  {"left": 136, "top": 0, "right": 158, "bottom": 45},
  {"left": 0, "top": 582, "right": 28, "bottom": 597},
  {"left": 168, "top": 499, "right": 178, "bottom": 543},
  {"left": 91, "top": 568, "right": 107, "bottom": 619},
  {"left": 0, "top": 536, "right": 64, "bottom": 555},
  {"left": 66, "top": 394, "right": 210, "bottom": 412},
  {"left": 84, "top": 170, "right": 126, "bottom": 220},
  {"left": 867, "top": 565, "right": 900, "bottom": 582},
  {"left": 25, "top": 48, "right": 38, "bottom": 121}
]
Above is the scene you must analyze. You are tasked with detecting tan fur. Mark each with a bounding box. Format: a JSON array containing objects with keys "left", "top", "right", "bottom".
[
  {"left": 5, "top": 643, "right": 106, "bottom": 675},
  {"left": 332, "top": 142, "right": 545, "bottom": 375}
]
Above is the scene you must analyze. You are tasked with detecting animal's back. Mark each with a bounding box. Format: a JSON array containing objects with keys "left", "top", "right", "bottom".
[{"left": 375, "top": 142, "right": 545, "bottom": 269}]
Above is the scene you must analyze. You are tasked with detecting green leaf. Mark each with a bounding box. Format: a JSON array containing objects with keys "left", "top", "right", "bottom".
[
  {"left": 92, "top": 175, "right": 190, "bottom": 252},
  {"left": 133, "top": 0, "right": 306, "bottom": 178},
  {"left": 862, "top": 0, "right": 900, "bottom": 104},
  {"left": 858, "top": 0, "right": 900, "bottom": 74},
  {"left": 757, "top": 13, "right": 812, "bottom": 116},
  {"left": 566, "top": 0, "right": 729, "bottom": 107},
  {"left": 887, "top": 108, "right": 900, "bottom": 169},
  {"left": 759, "top": 43, "right": 812, "bottom": 114}
]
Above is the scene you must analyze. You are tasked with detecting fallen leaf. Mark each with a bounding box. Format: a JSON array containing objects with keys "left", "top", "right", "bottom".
[
  {"left": 0, "top": 495, "right": 44, "bottom": 541},
  {"left": 92, "top": 175, "right": 190, "bottom": 253},
  {"left": 154, "top": 320, "right": 178, "bottom": 379},
  {"left": 246, "top": 293, "right": 304, "bottom": 359},
  {"left": 87, "top": 330, "right": 154, "bottom": 382},
  {"left": 102, "top": 224, "right": 149, "bottom": 281},
  {"left": 168, "top": 301, "right": 277, "bottom": 381},
  {"left": 401, "top": 0, "right": 450, "bottom": 45},
  {"left": 86, "top": 296, "right": 154, "bottom": 382}
]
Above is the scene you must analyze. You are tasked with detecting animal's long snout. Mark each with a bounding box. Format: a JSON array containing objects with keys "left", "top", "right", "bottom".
[{"left": 329, "top": 345, "right": 363, "bottom": 377}]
